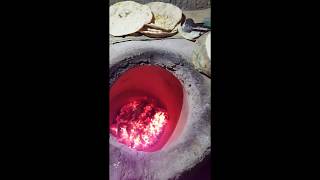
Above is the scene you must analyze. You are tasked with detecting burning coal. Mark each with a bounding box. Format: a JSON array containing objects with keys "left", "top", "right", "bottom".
[{"left": 110, "top": 96, "right": 168, "bottom": 151}]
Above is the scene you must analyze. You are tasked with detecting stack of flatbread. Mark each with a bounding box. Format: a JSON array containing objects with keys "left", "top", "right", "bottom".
[
  {"left": 139, "top": 2, "right": 182, "bottom": 37},
  {"left": 110, "top": 1, "right": 182, "bottom": 38},
  {"left": 192, "top": 32, "right": 211, "bottom": 77}
]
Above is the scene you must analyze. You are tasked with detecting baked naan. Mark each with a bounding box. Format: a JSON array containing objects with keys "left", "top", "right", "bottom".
[
  {"left": 139, "top": 25, "right": 178, "bottom": 38},
  {"left": 146, "top": 2, "right": 182, "bottom": 31},
  {"left": 110, "top": 1, "right": 152, "bottom": 36}
]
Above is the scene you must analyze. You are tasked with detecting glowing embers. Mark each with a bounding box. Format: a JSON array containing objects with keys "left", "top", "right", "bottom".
[{"left": 110, "top": 96, "right": 168, "bottom": 151}]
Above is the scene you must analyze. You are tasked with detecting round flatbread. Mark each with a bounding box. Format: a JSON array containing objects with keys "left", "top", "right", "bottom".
[
  {"left": 110, "top": 1, "right": 152, "bottom": 36},
  {"left": 139, "top": 25, "right": 178, "bottom": 38},
  {"left": 206, "top": 32, "right": 211, "bottom": 59},
  {"left": 146, "top": 2, "right": 182, "bottom": 31},
  {"left": 192, "top": 32, "right": 211, "bottom": 77}
]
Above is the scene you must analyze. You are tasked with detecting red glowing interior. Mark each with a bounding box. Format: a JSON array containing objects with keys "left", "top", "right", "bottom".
[{"left": 109, "top": 65, "right": 183, "bottom": 152}]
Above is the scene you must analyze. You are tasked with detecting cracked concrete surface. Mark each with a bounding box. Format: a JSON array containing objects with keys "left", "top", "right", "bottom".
[{"left": 109, "top": 39, "right": 211, "bottom": 180}]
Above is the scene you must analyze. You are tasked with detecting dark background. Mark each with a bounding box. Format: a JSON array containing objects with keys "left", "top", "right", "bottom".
[{"left": 2, "top": 0, "right": 317, "bottom": 179}]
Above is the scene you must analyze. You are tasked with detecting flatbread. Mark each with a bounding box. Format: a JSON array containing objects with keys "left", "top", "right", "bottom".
[
  {"left": 139, "top": 25, "right": 178, "bottom": 38},
  {"left": 146, "top": 2, "right": 182, "bottom": 31},
  {"left": 206, "top": 32, "right": 211, "bottom": 59},
  {"left": 110, "top": 1, "right": 152, "bottom": 36},
  {"left": 192, "top": 32, "right": 211, "bottom": 77}
]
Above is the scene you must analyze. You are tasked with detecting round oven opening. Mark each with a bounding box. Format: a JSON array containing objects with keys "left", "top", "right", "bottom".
[{"left": 109, "top": 65, "right": 184, "bottom": 152}]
